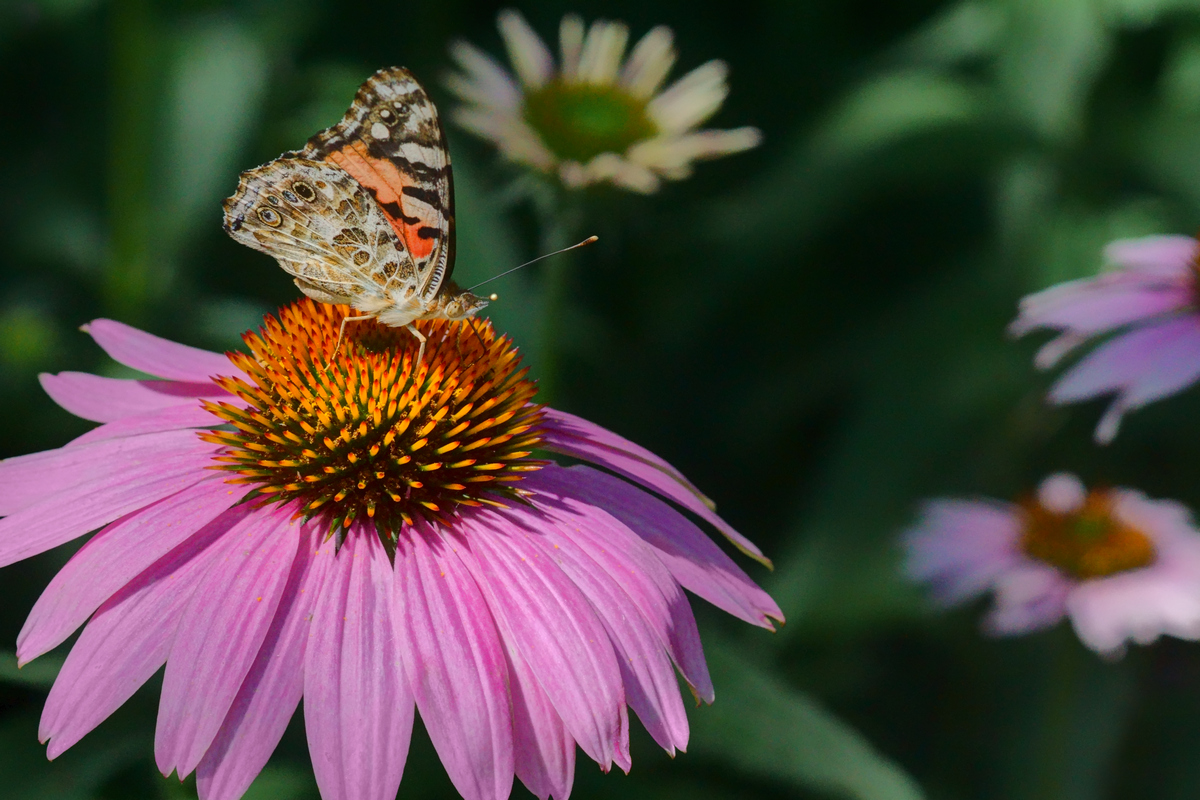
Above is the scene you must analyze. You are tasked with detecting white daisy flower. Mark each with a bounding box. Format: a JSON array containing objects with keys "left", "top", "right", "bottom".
[{"left": 447, "top": 9, "right": 762, "bottom": 193}]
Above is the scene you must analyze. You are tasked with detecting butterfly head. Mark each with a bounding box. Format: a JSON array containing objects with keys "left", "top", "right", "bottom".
[{"left": 435, "top": 280, "right": 492, "bottom": 321}]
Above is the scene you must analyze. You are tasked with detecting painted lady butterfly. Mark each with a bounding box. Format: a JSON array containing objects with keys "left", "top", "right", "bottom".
[{"left": 222, "top": 67, "right": 488, "bottom": 362}]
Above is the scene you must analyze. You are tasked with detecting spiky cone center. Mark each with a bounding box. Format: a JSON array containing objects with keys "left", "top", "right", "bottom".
[
  {"left": 201, "top": 299, "right": 547, "bottom": 544},
  {"left": 524, "top": 79, "right": 658, "bottom": 163},
  {"left": 1019, "top": 490, "right": 1155, "bottom": 579}
]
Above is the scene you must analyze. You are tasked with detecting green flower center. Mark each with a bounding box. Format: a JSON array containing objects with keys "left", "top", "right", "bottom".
[
  {"left": 523, "top": 81, "right": 658, "bottom": 163},
  {"left": 1020, "top": 491, "right": 1155, "bottom": 579}
]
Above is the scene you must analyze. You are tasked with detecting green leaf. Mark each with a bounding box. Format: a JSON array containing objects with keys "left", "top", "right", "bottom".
[
  {"left": 995, "top": 0, "right": 1110, "bottom": 142},
  {"left": 691, "top": 636, "right": 925, "bottom": 800},
  {"left": 809, "top": 71, "right": 984, "bottom": 164},
  {"left": 242, "top": 764, "right": 315, "bottom": 800},
  {"left": 162, "top": 16, "right": 269, "bottom": 249},
  {"left": 0, "top": 650, "right": 63, "bottom": 690}
]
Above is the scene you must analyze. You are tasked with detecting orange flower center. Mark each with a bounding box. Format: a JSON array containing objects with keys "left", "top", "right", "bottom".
[
  {"left": 200, "top": 299, "right": 546, "bottom": 542},
  {"left": 1020, "top": 490, "right": 1155, "bottom": 579}
]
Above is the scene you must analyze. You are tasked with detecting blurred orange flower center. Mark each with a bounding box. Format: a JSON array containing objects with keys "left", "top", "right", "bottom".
[{"left": 1020, "top": 491, "right": 1155, "bottom": 579}]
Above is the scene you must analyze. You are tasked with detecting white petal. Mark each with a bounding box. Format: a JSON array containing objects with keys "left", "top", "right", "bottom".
[
  {"left": 558, "top": 160, "right": 588, "bottom": 188},
  {"left": 452, "top": 108, "right": 557, "bottom": 171},
  {"left": 578, "top": 20, "right": 629, "bottom": 85},
  {"left": 559, "top": 14, "right": 585, "bottom": 81},
  {"left": 620, "top": 26, "right": 676, "bottom": 99},
  {"left": 580, "top": 153, "right": 660, "bottom": 193},
  {"left": 647, "top": 60, "right": 730, "bottom": 134},
  {"left": 626, "top": 127, "right": 761, "bottom": 172},
  {"left": 498, "top": 9, "right": 554, "bottom": 89},
  {"left": 447, "top": 40, "right": 522, "bottom": 112}
]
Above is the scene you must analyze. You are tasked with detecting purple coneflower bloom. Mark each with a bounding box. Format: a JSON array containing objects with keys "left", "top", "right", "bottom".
[
  {"left": 1010, "top": 234, "right": 1200, "bottom": 443},
  {"left": 903, "top": 473, "right": 1200, "bottom": 655},
  {"left": 3, "top": 300, "right": 782, "bottom": 800}
]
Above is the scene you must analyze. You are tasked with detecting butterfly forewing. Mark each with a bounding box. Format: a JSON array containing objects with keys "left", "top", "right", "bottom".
[{"left": 301, "top": 67, "right": 455, "bottom": 301}]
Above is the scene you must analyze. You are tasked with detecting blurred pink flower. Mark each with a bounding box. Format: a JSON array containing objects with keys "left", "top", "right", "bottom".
[
  {"left": 903, "top": 473, "right": 1200, "bottom": 655},
  {"left": 2, "top": 301, "right": 782, "bottom": 800},
  {"left": 1009, "top": 234, "right": 1200, "bottom": 443}
]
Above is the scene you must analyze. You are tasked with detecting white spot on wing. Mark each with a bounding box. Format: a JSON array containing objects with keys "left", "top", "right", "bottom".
[{"left": 371, "top": 122, "right": 390, "bottom": 140}]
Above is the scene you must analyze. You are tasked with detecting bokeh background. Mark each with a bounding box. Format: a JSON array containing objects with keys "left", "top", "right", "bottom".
[{"left": 7, "top": 0, "right": 1200, "bottom": 798}]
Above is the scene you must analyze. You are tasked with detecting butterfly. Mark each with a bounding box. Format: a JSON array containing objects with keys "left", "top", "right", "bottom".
[{"left": 222, "top": 67, "right": 489, "bottom": 363}]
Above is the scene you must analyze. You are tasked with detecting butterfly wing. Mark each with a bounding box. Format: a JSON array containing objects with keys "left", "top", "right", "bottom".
[
  {"left": 300, "top": 67, "right": 455, "bottom": 302},
  {"left": 222, "top": 158, "right": 423, "bottom": 307}
]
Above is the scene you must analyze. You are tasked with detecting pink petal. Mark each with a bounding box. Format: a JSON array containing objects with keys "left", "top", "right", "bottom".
[
  {"left": 529, "top": 467, "right": 713, "bottom": 702},
  {"left": 67, "top": 403, "right": 223, "bottom": 448},
  {"left": 83, "top": 319, "right": 245, "bottom": 382},
  {"left": 1048, "top": 315, "right": 1200, "bottom": 442},
  {"left": 195, "top": 523, "right": 338, "bottom": 800},
  {"left": 553, "top": 465, "right": 782, "bottom": 629},
  {"left": 542, "top": 409, "right": 771, "bottom": 567},
  {"left": 448, "top": 513, "right": 627, "bottom": 771},
  {"left": 1010, "top": 280, "right": 1190, "bottom": 340},
  {"left": 39, "top": 504, "right": 254, "bottom": 757},
  {"left": 155, "top": 506, "right": 300, "bottom": 778},
  {"left": 1104, "top": 235, "right": 1198, "bottom": 274},
  {"left": 1066, "top": 568, "right": 1200, "bottom": 653},
  {"left": 984, "top": 562, "right": 1070, "bottom": 636},
  {"left": 393, "top": 523, "right": 514, "bottom": 800},
  {"left": 901, "top": 499, "right": 1023, "bottom": 606},
  {"left": 304, "top": 530, "right": 414, "bottom": 800},
  {"left": 513, "top": 501, "right": 689, "bottom": 755},
  {"left": 17, "top": 477, "right": 247, "bottom": 663},
  {"left": 0, "top": 428, "right": 207, "bottom": 515},
  {"left": 1050, "top": 322, "right": 1186, "bottom": 403},
  {"left": 0, "top": 441, "right": 219, "bottom": 568},
  {"left": 505, "top": 646, "right": 575, "bottom": 800},
  {"left": 39, "top": 372, "right": 228, "bottom": 423},
  {"left": 1112, "top": 317, "right": 1200, "bottom": 406}
]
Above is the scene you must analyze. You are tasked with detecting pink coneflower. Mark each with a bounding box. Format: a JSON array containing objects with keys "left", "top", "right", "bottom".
[
  {"left": 1009, "top": 234, "right": 1200, "bottom": 443},
  {"left": 3, "top": 299, "right": 782, "bottom": 800},
  {"left": 903, "top": 473, "right": 1200, "bottom": 655}
]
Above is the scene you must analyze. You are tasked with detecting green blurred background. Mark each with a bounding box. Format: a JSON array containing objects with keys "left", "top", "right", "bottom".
[{"left": 9, "top": 0, "right": 1200, "bottom": 798}]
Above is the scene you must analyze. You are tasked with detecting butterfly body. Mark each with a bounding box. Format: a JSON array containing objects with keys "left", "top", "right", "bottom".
[{"left": 223, "top": 67, "right": 488, "bottom": 356}]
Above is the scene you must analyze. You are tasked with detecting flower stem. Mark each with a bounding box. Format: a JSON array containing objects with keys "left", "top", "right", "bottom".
[
  {"left": 1026, "top": 631, "right": 1135, "bottom": 800},
  {"left": 530, "top": 187, "right": 582, "bottom": 406}
]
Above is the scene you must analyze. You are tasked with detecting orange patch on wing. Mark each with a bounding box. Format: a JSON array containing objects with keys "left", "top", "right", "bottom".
[{"left": 325, "top": 143, "right": 438, "bottom": 262}]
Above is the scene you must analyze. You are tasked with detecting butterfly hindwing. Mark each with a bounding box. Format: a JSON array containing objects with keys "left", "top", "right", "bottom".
[
  {"left": 222, "top": 158, "right": 422, "bottom": 305},
  {"left": 301, "top": 67, "right": 455, "bottom": 301}
]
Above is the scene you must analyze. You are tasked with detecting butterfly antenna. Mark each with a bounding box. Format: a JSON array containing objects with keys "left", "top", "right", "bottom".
[{"left": 467, "top": 236, "right": 598, "bottom": 292}]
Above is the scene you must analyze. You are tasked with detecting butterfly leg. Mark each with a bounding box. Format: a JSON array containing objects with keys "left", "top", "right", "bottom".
[
  {"left": 326, "top": 314, "right": 373, "bottom": 371},
  {"left": 466, "top": 319, "right": 491, "bottom": 362},
  {"left": 405, "top": 324, "right": 428, "bottom": 365}
]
